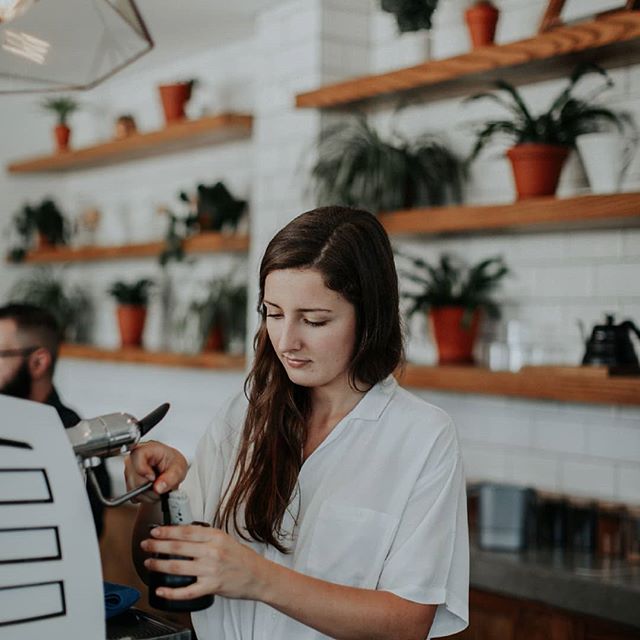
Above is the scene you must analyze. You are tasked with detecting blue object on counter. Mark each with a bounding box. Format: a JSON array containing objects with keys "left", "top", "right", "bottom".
[{"left": 104, "top": 581, "right": 141, "bottom": 619}]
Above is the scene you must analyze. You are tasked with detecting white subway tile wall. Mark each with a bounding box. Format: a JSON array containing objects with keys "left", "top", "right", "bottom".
[
  {"left": 561, "top": 459, "right": 617, "bottom": 499},
  {"left": 0, "top": 0, "right": 638, "bottom": 503}
]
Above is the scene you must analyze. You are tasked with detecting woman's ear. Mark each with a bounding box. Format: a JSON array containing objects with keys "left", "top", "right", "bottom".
[{"left": 28, "top": 347, "right": 53, "bottom": 381}]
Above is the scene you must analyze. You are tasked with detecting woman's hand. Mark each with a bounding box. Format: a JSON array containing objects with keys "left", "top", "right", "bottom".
[
  {"left": 141, "top": 526, "right": 267, "bottom": 601},
  {"left": 141, "top": 526, "right": 436, "bottom": 640},
  {"left": 125, "top": 441, "right": 188, "bottom": 503}
]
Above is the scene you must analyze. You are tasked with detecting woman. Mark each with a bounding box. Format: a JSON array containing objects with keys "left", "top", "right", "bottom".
[{"left": 126, "top": 206, "right": 469, "bottom": 639}]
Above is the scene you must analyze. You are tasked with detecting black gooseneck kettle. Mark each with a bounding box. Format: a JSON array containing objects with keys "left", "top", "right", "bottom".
[{"left": 581, "top": 314, "right": 640, "bottom": 369}]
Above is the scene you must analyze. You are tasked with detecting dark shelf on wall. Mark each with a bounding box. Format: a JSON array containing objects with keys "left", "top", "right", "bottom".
[
  {"left": 12, "top": 232, "right": 250, "bottom": 264},
  {"left": 397, "top": 364, "right": 640, "bottom": 406},
  {"left": 379, "top": 192, "right": 640, "bottom": 237},
  {"left": 6, "top": 113, "right": 253, "bottom": 174},
  {"left": 296, "top": 12, "right": 640, "bottom": 109},
  {"left": 60, "top": 344, "right": 246, "bottom": 371}
]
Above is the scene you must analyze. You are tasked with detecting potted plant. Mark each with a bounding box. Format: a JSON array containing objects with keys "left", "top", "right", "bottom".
[
  {"left": 41, "top": 96, "right": 79, "bottom": 152},
  {"left": 465, "top": 1, "right": 499, "bottom": 48},
  {"left": 194, "top": 278, "right": 247, "bottom": 353},
  {"left": 157, "top": 181, "right": 246, "bottom": 266},
  {"left": 219, "top": 281, "right": 248, "bottom": 354},
  {"left": 381, "top": 0, "right": 440, "bottom": 32},
  {"left": 399, "top": 252, "right": 509, "bottom": 363},
  {"left": 466, "top": 63, "right": 629, "bottom": 199},
  {"left": 8, "top": 198, "right": 70, "bottom": 260},
  {"left": 157, "top": 79, "right": 196, "bottom": 124},
  {"left": 9, "top": 268, "right": 93, "bottom": 343},
  {"left": 310, "top": 115, "right": 464, "bottom": 213},
  {"left": 107, "top": 278, "right": 154, "bottom": 347},
  {"left": 176, "top": 274, "right": 247, "bottom": 354},
  {"left": 185, "top": 181, "right": 247, "bottom": 232}
]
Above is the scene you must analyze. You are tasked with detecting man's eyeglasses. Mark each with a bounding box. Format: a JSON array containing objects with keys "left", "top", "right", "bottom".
[{"left": 0, "top": 346, "right": 39, "bottom": 358}]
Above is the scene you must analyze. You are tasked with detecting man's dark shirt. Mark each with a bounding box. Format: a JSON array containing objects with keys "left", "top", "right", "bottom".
[{"left": 45, "top": 388, "right": 111, "bottom": 538}]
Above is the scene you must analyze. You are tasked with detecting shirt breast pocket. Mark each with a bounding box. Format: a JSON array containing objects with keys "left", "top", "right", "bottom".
[{"left": 305, "top": 501, "right": 399, "bottom": 589}]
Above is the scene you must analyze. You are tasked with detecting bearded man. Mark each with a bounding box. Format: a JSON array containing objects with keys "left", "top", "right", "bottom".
[{"left": 0, "top": 303, "right": 110, "bottom": 537}]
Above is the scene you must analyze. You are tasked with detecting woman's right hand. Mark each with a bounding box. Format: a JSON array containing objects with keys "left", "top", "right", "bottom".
[{"left": 125, "top": 440, "right": 188, "bottom": 504}]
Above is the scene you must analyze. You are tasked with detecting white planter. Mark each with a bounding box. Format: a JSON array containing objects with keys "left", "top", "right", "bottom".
[{"left": 576, "top": 132, "right": 637, "bottom": 194}]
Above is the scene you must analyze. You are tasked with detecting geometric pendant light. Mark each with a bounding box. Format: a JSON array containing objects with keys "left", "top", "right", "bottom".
[{"left": 0, "top": 0, "right": 153, "bottom": 93}]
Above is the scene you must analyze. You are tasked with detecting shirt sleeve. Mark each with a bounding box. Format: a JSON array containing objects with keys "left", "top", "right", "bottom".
[
  {"left": 377, "top": 419, "right": 469, "bottom": 639},
  {"left": 180, "top": 395, "right": 242, "bottom": 524},
  {"left": 180, "top": 427, "right": 224, "bottom": 523}
]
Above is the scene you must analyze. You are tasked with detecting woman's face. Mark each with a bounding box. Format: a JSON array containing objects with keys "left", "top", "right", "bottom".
[{"left": 263, "top": 268, "right": 357, "bottom": 391}]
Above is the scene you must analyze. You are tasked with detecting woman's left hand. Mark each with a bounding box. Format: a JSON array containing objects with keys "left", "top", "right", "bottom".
[{"left": 141, "top": 526, "right": 267, "bottom": 602}]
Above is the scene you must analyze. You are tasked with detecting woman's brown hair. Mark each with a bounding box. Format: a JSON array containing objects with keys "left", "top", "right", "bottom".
[{"left": 216, "top": 206, "right": 403, "bottom": 552}]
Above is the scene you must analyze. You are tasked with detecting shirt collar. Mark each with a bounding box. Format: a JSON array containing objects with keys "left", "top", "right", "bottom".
[{"left": 348, "top": 374, "right": 397, "bottom": 422}]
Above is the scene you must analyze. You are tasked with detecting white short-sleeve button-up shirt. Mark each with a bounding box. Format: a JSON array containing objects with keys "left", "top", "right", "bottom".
[{"left": 182, "top": 375, "right": 469, "bottom": 639}]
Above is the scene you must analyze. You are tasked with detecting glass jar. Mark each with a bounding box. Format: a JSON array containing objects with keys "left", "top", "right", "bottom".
[{"left": 623, "top": 506, "right": 640, "bottom": 563}]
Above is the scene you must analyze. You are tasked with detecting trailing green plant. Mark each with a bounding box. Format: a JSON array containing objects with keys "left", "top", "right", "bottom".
[
  {"left": 107, "top": 278, "right": 154, "bottom": 306},
  {"left": 381, "top": 0, "right": 440, "bottom": 32},
  {"left": 157, "top": 205, "right": 198, "bottom": 267},
  {"left": 310, "top": 115, "right": 463, "bottom": 213},
  {"left": 466, "top": 63, "right": 634, "bottom": 161},
  {"left": 9, "top": 268, "right": 93, "bottom": 342},
  {"left": 41, "top": 96, "right": 79, "bottom": 126},
  {"left": 8, "top": 198, "right": 70, "bottom": 262},
  {"left": 398, "top": 252, "right": 509, "bottom": 324}
]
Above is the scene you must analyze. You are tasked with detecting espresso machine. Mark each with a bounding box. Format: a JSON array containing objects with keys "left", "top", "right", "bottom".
[{"left": 65, "top": 402, "right": 210, "bottom": 638}]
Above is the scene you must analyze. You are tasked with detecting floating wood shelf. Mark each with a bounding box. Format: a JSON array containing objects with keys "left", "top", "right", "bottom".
[
  {"left": 60, "top": 344, "right": 246, "bottom": 370},
  {"left": 398, "top": 364, "right": 640, "bottom": 406},
  {"left": 380, "top": 192, "right": 640, "bottom": 237},
  {"left": 297, "top": 12, "right": 640, "bottom": 108},
  {"left": 7, "top": 113, "right": 253, "bottom": 174},
  {"left": 16, "top": 232, "right": 250, "bottom": 264}
]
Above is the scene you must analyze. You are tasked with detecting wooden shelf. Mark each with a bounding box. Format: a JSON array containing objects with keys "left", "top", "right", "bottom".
[
  {"left": 296, "top": 12, "right": 640, "bottom": 108},
  {"left": 7, "top": 113, "right": 253, "bottom": 174},
  {"left": 17, "top": 232, "right": 249, "bottom": 264},
  {"left": 60, "top": 344, "right": 246, "bottom": 370},
  {"left": 380, "top": 192, "right": 640, "bottom": 237},
  {"left": 17, "top": 193, "right": 637, "bottom": 266},
  {"left": 398, "top": 364, "right": 640, "bottom": 406}
]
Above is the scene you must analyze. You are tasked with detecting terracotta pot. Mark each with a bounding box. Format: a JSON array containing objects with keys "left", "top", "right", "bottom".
[
  {"left": 158, "top": 82, "right": 193, "bottom": 124},
  {"left": 203, "top": 323, "right": 224, "bottom": 352},
  {"left": 116, "top": 304, "right": 147, "bottom": 347},
  {"left": 429, "top": 306, "right": 480, "bottom": 364},
  {"left": 506, "top": 143, "right": 569, "bottom": 200},
  {"left": 35, "top": 231, "right": 52, "bottom": 251},
  {"left": 54, "top": 124, "right": 71, "bottom": 151},
  {"left": 465, "top": 1, "right": 499, "bottom": 48}
]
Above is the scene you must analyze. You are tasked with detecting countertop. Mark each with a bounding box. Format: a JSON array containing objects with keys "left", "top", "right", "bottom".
[{"left": 470, "top": 542, "right": 640, "bottom": 629}]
